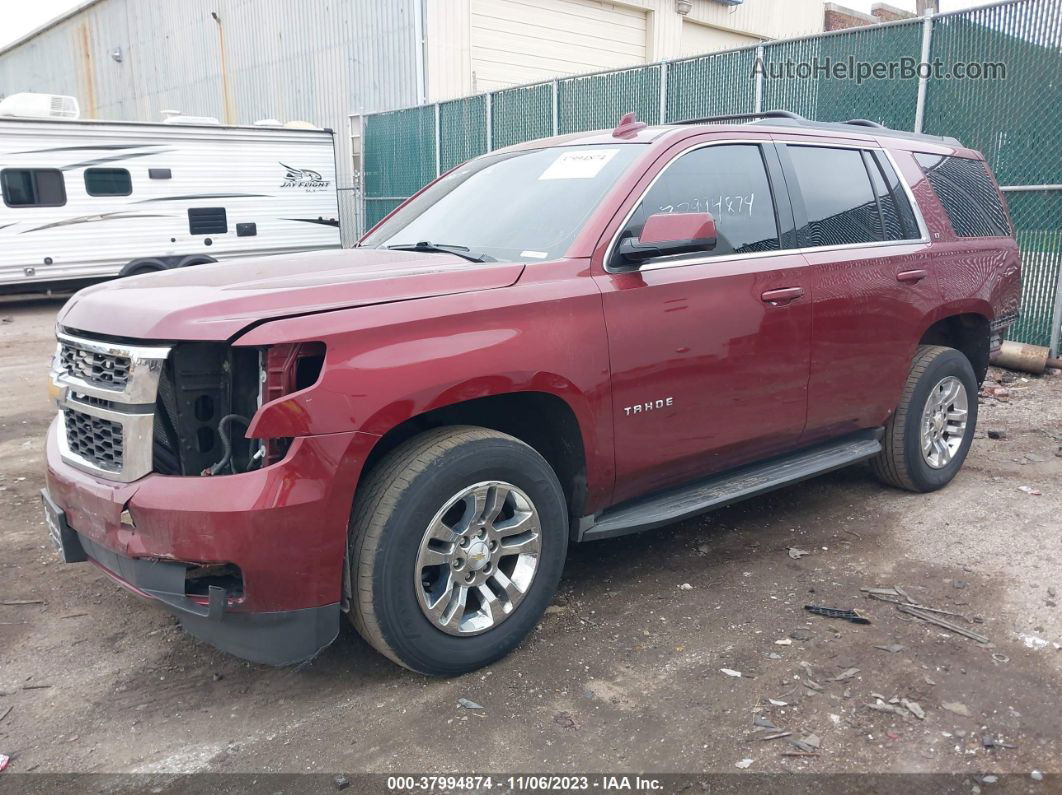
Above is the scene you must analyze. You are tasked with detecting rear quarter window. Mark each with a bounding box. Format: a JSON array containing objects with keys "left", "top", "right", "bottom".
[{"left": 914, "top": 153, "right": 1011, "bottom": 238}]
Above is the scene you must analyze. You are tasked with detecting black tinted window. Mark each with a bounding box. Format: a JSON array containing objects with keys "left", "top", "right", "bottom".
[
  {"left": 1, "top": 169, "right": 66, "bottom": 207},
  {"left": 788, "top": 146, "right": 881, "bottom": 247},
  {"left": 914, "top": 153, "right": 1010, "bottom": 237},
  {"left": 619, "top": 144, "right": 779, "bottom": 260},
  {"left": 85, "top": 168, "right": 132, "bottom": 196},
  {"left": 868, "top": 152, "right": 920, "bottom": 241}
]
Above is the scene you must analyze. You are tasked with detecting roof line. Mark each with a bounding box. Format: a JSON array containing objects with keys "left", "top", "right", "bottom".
[{"left": 0, "top": 0, "right": 105, "bottom": 58}]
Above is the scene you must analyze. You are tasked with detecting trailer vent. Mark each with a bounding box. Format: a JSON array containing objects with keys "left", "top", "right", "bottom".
[{"left": 188, "top": 207, "right": 227, "bottom": 236}]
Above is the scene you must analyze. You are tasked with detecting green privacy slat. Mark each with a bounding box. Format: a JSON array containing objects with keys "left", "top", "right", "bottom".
[
  {"left": 557, "top": 65, "right": 661, "bottom": 133},
  {"left": 491, "top": 83, "right": 554, "bottom": 149},
  {"left": 761, "top": 23, "right": 922, "bottom": 129},
  {"left": 363, "top": 198, "right": 406, "bottom": 230},
  {"left": 924, "top": 0, "right": 1062, "bottom": 186},
  {"left": 440, "top": 95, "right": 489, "bottom": 172},
  {"left": 666, "top": 48, "right": 757, "bottom": 122},
  {"left": 1007, "top": 190, "right": 1062, "bottom": 349},
  {"left": 362, "top": 104, "right": 436, "bottom": 207}
]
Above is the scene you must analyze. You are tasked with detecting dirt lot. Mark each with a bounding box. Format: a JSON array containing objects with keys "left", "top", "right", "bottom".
[{"left": 1, "top": 296, "right": 1060, "bottom": 780}]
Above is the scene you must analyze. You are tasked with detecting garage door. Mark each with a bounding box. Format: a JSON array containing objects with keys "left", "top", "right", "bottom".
[
  {"left": 680, "top": 19, "right": 759, "bottom": 57},
  {"left": 471, "top": 0, "right": 648, "bottom": 92}
]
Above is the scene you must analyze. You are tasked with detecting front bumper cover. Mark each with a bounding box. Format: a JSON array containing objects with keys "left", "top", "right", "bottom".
[
  {"left": 43, "top": 418, "right": 379, "bottom": 665},
  {"left": 42, "top": 488, "right": 338, "bottom": 665}
]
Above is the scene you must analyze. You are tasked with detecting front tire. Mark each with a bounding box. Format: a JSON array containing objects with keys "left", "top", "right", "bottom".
[
  {"left": 348, "top": 426, "right": 567, "bottom": 675},
  {"left": 872, "top": 345, "right": 978, "bottom": 492}
]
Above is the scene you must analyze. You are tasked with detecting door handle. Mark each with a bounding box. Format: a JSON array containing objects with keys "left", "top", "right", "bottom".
[
  {"left": 896, "top": 269, "right": 928, "bottom": 283},
  {"left": 760, "top": 286, "right": 804, "bottom": 306}
]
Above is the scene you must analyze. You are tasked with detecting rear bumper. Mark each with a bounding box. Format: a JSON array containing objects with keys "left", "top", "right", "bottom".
[{"left": 44, "top": 418, "right": 378, "bottom": 664}]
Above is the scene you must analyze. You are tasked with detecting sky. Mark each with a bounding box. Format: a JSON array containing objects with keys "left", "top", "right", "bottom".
[{"left": 0, "top": 0, "right": 1011, "bottom": 51}]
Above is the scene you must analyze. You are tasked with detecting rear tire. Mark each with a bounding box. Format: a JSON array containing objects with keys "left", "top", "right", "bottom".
[
  {"left": 348, "top": 426, "right": 567, "bottom": 675},
  {"left": 872, "top": 345, "right": 978, "bottom": 492}
]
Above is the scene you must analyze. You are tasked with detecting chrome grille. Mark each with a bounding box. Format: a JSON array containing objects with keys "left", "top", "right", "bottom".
[
  {"left": 51, "top": 332, "right": 171, "bottom": 482},
  {"left": 63, "top": 408, "right": 123, "bottom": 472},
  {"left": 59, "top": 343, "right": 131, "bottom": 389}
]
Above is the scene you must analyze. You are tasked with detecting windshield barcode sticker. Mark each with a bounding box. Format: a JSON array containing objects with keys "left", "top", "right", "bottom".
[
  {"left": 538, "top": 149, "right": 619, "bottom": 180},
  {"left": 520, "top": 250, "right": 548, "bottom": 259}
]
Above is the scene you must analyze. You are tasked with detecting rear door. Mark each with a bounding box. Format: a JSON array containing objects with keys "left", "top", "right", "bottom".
[
  {"left": 594, "top": 138, "right": 813, "bottom": 504},
  {"left": 774, "top": 139, "right": 940, "bottom": 441}
]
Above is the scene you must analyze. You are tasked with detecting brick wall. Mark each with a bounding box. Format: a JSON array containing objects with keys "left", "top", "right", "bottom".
[
  {"left": 823, "top": 2, "right": 878, "bottom": 31},
  {"left": 871, "top": 3, "right": 916, "bottom": 23}
]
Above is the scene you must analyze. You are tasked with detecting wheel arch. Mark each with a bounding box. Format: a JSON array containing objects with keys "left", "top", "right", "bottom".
[
  {"left": 917, "top": 311, "right": 991, "bottom": 385},
  {"left": 358, "top": 391, "right": 590, "bottom": 524}
]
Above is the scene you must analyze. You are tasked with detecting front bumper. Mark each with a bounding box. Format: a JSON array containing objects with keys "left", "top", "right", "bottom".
[{"left": 44, "top": 418, "right": 377, "bottom": 665}]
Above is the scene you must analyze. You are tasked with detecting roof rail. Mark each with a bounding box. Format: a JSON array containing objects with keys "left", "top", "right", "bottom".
[
  {"left": 675, "top": 110, "right": 805, "bottom": 125},
  {"left": 674, "top": 108, "right": 961, "bottom": 146}
]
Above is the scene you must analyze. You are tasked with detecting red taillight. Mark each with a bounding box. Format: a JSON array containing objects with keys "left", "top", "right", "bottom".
[{"left": 259, "top": 342, "right": 326, "bottom": 464}]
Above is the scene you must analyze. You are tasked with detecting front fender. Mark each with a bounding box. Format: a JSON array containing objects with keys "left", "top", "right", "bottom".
[{"left": 235, "top": 262, "right": 614, "bottom": 507}]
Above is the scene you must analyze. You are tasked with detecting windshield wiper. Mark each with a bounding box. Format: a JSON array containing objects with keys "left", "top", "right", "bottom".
[{"left": 384, "top": 241, "right": 490, "bottom": 263}]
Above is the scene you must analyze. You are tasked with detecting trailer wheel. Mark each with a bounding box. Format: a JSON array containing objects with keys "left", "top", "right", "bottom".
[
  {"left": 176, "top": 255, "right": 216, "bottom": 268},
  {"left": 119, "top": 258, "right": 167, "bottom": 277}
]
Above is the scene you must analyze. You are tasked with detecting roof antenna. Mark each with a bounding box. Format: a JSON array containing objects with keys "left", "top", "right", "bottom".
[{"left": 612, "top": 112, "right": 647, "bottom": 139}]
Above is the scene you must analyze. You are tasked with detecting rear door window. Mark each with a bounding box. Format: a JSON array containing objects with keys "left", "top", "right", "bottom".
[
  {"left": 1, "top": 169, "right": 67, "bottom": 207},
  {"left": 615, "top": 143, "right": 781, "bottom": 264},
  {"left": 786, "top": 146, "right": 882, "bottom": 248},
  {"left": 914, "top": 153, "right": 1010, "bottom": 237}
]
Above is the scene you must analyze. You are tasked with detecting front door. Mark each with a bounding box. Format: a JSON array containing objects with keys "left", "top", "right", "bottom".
[{"left": 594, "top": 141, "right": 812, "bottom": 504}]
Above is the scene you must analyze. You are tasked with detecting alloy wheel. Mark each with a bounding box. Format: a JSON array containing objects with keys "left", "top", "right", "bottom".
[
  {"left": 414, "top": 481, "right": 542, "bottom": 635},
  {"left": 919, "top": 375, "right": 969, "bottom": 469}
]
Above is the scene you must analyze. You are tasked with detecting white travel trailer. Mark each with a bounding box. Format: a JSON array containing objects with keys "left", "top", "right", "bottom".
[{"left": 0, "top": 94, "right": 341, "bottom": 292}]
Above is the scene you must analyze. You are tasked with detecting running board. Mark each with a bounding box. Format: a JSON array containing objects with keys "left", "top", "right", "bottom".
[{"left": 577, "top": 429, "right": 883, "bottom": 542}]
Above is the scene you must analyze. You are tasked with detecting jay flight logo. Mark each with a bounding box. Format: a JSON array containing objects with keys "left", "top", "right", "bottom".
[{"left": 280, "top": 162, "right": 330, "bottom": 191}]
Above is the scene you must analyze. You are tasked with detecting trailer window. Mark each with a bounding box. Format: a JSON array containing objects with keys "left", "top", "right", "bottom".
[
  {"left": 85, "top": 168, "right": 132, "bottom": 197},
  {"left": 1, "top": 169, "right": 66, "bottom": 207}
]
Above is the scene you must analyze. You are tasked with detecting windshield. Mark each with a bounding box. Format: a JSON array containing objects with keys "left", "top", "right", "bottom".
[{"left": 363, "top": 144, "right": 646, "bottom": 263}]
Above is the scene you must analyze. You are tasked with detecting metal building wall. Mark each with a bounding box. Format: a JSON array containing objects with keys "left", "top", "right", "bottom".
[{"left": 0, "top": 0, "right": 424, "bottom": 244}]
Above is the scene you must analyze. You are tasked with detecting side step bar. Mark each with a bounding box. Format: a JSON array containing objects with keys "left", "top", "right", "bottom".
[{"left": 577, "top": 429, "right": 883, "bottom": 542}]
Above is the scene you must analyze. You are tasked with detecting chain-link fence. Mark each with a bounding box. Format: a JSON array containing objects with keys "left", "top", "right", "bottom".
[{"left": 360, "top": 0, "right": 1062, "bottom": 352}]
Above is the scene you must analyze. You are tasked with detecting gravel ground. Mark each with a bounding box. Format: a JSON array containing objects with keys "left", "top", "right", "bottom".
[{"left": 0, "top": 296, "right": 1060, "bottom": 781}]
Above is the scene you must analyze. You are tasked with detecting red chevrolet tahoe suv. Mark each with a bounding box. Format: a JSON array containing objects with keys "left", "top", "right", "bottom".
[{"left": 43, "top": 111, "right": 1020, "bottom": 675}]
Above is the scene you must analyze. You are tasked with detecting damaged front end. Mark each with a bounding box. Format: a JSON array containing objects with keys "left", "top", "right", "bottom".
[
  {"left": 44, "top": 328, "right": 346, "bottom": 665},
  {"left": 52, "top": 329, "right": 326, "bottom": 481}
]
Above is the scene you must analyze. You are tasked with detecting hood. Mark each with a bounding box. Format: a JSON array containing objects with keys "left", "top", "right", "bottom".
[{"left": 58, "top": 248, "right": 526, "bottom": 341}]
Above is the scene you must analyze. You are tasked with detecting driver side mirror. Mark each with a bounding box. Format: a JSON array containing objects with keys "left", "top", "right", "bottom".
[{"left": 617, "top": 211, "right": 717, "bottom": 265}]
